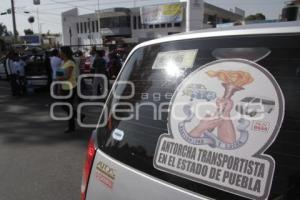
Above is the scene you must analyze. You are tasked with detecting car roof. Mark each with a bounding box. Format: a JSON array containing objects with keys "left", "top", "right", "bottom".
[{"left": 134, "top": 21, "right": 300, "bottom": 51}]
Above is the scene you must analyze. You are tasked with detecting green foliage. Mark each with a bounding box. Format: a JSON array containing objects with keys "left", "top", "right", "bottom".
[
  {"left": 24, "top": 29, "right": 34, "bottom": 35},
  {"left": 0, "top": 23, "right": 9, "bottom": 37},
  {"left": 245, "top": 13, "right": 266, "bottom": 21}
]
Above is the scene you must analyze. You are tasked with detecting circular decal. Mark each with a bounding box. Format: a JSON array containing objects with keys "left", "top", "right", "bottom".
[{"left": 154, "top": 59, "right": 285, "bottom": 200}]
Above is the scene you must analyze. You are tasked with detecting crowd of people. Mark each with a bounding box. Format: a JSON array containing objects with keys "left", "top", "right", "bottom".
[
  {"left": 5, "top": 51, "right": 27, "bottom": 96},
  {"left": 3, "top": 45, "right": 127, "bottom": 133}
]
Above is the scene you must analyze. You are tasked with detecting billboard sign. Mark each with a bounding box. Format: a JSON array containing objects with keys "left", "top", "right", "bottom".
[
  {"left": 33, "top": 0, "right": 40, "bottom": 5},
  {"left": 140, "top": 3, "right": 183, "bottom": 24},
  {"left": 20, "top": 35, "right": 41, "bottom": 45}
]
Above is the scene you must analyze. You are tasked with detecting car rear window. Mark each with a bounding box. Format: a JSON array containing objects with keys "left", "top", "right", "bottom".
[{"left": 96, "top": 33, "right": 300, "bottom": 199}]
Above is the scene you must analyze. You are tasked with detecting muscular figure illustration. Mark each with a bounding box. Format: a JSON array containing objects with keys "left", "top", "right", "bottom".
[{"left": 189, "top": 70, "right": 254, "bottom": 144}]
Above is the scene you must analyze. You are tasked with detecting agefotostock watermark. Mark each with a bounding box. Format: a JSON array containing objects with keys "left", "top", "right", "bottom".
[{"left": 50, "top": 74, "right": 266, "bottom": 128}]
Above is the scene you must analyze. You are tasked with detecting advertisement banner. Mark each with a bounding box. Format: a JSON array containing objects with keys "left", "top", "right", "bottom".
[
  {"left": 20, "top": 35, "right": 41, "bottom": 45},
  {"left": 140, "top": 3, "right": 183, "bottom": 25}
]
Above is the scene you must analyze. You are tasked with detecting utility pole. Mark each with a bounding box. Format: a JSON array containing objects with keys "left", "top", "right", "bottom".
[
  {"left": 10, "top": 0, "right": 18, "bottom": 40},
  {"left": 33, "top": 0, "right": 41, "bottom": 34},
  {"left": 96, "top": 0, "right": 102, "bottom": 45},
  {"left": 186, "top": 0, "right": 190, "bottom": 32}
]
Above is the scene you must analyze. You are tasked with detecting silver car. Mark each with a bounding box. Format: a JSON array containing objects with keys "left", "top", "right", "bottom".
[{"left": 81, "top": 22, "right": 300, "bottom": 200}]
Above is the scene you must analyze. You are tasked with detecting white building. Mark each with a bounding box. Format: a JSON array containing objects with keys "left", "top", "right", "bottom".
[{"left": 61, "top": 0, "right": 243, "bottom": 46}]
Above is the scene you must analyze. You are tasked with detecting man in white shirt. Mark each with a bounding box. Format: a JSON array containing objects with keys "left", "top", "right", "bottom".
[
  {"left": 50, "top": 49, "right": 62, "bottom": 81},
  {"left": 12, "top": 55, "right": 27, "bottom": 96},
  {"left": 6, "top": 51, "right": 18, "bottom": 96}
]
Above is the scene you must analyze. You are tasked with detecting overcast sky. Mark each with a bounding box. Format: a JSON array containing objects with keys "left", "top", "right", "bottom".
[{"left": 0, "top": 0, "right": 288, "bottom": 35}]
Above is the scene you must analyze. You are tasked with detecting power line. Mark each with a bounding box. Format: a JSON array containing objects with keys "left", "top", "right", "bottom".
[
  {"left": 49, "top": 0, "right": 95, "bottom": 11},
  {"left": 16, "top": 9, "right": 61, "bottom": 17},
  {"left": 34, "top": 0, "right": 90, "bottom": 6},
  {"left": 16, "top": 0, "right": 138, "bottom": 12},
  {"left": 16, "top": 7, "right": 95, "bottom": 19},
  {"left": 16, "top": 12, "right": 61, "bottom": 26}
]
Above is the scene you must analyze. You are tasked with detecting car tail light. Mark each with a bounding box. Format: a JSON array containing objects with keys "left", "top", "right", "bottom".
[{"left": 81, "top": 134, "right": 97, "bottom": 200}]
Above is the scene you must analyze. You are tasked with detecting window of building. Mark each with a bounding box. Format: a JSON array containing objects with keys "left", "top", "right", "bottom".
[
  {"left": 168, "top": 32, "right": 179, "bottom": 35},
  {"left": 127, "top": 16, "right": 131, "bottom": 27},
  {"left": 167, "top": 23, "right": 172, "bottom": 27},
  {"left": 222, "top": 18, "right": 231, "bottom": 23},
  {"left": 112, "top": 17, "right": 120, "bottom": 27},
  {"left": 207, "top": 15, "right": 217, "bottom": 27},
  {"left": 138, "top": 16, "right": 142, "bottom": 29},
  {"left": 174, "top": 22, "right": 181, "bottom": 27},
  {"left": 143, "top": 24, "right": 147, "bottom": 29},
  {"left": 84, "top": 22, "right": 87, "bottom": 33},
  {"left": 95, "top": 20, "right": 99, "bottom": 32},
  {"left": 120, "top": 16, "right": 130, "bottom": 27},
  {"left": 87, "top": 21, "right": 91, "bottom": 32},
  {"left": 155, "top": 24, "right": 160, "bottom": 28},
  {"left": 149, "top": 24, "right": 153, "bottom": 29},
  {"left": 76, "top": 23, "right": 79, "bottom": 33},
  {"left": 161, "top": 23, "right": 166, "bottom": 28},
  {"left": 100, "top": 18, "right": 108, "bottom": 28},
  {"left": 203, "top": 14, "right": 209, "bottom": 24},
  {"left": 80, "top": 22, "right": 83, "bottom": 33},
  {"left": 92, "top": 21, "right": 95, "bottom": 32},
  {"left": 133, "top": 16, "right": 137, "bottom": 30},
  {"left": 100, "top": 16, "right": 130, "bottom": 29}
]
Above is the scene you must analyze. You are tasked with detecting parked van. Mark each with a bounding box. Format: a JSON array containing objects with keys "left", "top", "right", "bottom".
[
  {"left": 236, "top": 96, "right": 275, "bottom": 117},
  {"left": 81, "top": 22, "right": 300, "bottom": 200}
]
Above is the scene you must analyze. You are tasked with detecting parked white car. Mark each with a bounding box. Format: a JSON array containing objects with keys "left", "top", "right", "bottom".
[{"left": 81, "top": 22, "right": 300, "bottom": 200}]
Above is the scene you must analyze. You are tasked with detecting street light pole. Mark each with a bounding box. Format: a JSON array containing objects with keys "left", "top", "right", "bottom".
[
  {"left": 186, "top": 0, "right": 190, "bottom": 32},
  {"left": 97, "top": 0, "right": 101, "bottom": 45},
  {"left": 10, "top": 0, "right": 18, "bottom": 40},
  {"left": 37, "top": 5, "right": 41, "bottom": 34}
]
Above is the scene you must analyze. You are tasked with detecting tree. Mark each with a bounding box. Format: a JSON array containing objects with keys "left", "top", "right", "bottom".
[
  {"left": 24, "top": 29, "right": 34, "bottom": 35},
  {"left": 0, "top": 23, "right": 9, "bottom": 37},
  {"left": 245, "top": 13, "right": 266, "bottom": 21}
]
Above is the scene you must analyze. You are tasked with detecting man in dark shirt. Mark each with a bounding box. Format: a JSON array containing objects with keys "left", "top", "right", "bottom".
[{"left": 92, "top": 50, "right": 107, "bottom": 97}]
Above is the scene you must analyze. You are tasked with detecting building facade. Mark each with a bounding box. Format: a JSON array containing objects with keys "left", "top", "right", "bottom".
[{"left": 62, "top": 1, "right": 243, "bottom": 46}]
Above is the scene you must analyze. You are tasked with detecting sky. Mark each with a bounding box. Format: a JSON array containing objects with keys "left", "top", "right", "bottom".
[{"left": 0, "top": 0, "right": 288, "bottom": 35}]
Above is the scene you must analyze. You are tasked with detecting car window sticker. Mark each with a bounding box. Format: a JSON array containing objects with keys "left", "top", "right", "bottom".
[{"left": 153, "top": 59, "right": 285, "bottom": 200}]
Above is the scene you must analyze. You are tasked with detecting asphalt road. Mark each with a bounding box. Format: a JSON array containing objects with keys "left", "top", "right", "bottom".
[{"left": 0, "top": 80, "right": 96, "bottom": 200}]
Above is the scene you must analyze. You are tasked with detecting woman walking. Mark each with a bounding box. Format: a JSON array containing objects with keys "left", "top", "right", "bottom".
[{"left": 57, "top": 46, "right": 78, "bottom": 133}]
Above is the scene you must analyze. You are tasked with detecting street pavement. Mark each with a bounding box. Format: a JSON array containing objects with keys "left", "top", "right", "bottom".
[{"left": 0, "top": 80, "right": 98, "bottom": 200}]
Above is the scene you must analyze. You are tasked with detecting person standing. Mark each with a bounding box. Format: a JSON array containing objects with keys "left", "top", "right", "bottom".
[
  {"left": 6, "top": 51, "right": 17, "bottom": 96},
  {"left": 12, "top": 54, "right": 22, "bottom": 96},
  {"left": 44, "top": 51, "right": 52, "bottom": 89},
  {"left": 50, "top": 49, "right": 62, "bottom": 82},
  {"left": 92, "top": 50, "right": 107, "bottom": 97},
  {"left": 89, "top": 46, "right": 97, "bottom": 73},
  {"left": 17, "top": 56, "right": 26, "bottom": 96},
  {"left": 57, "top": 46, "right": 78, "bottom": 133},
  {"left": 107, "top": 52, "right": 122, "bottom": 79}
]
